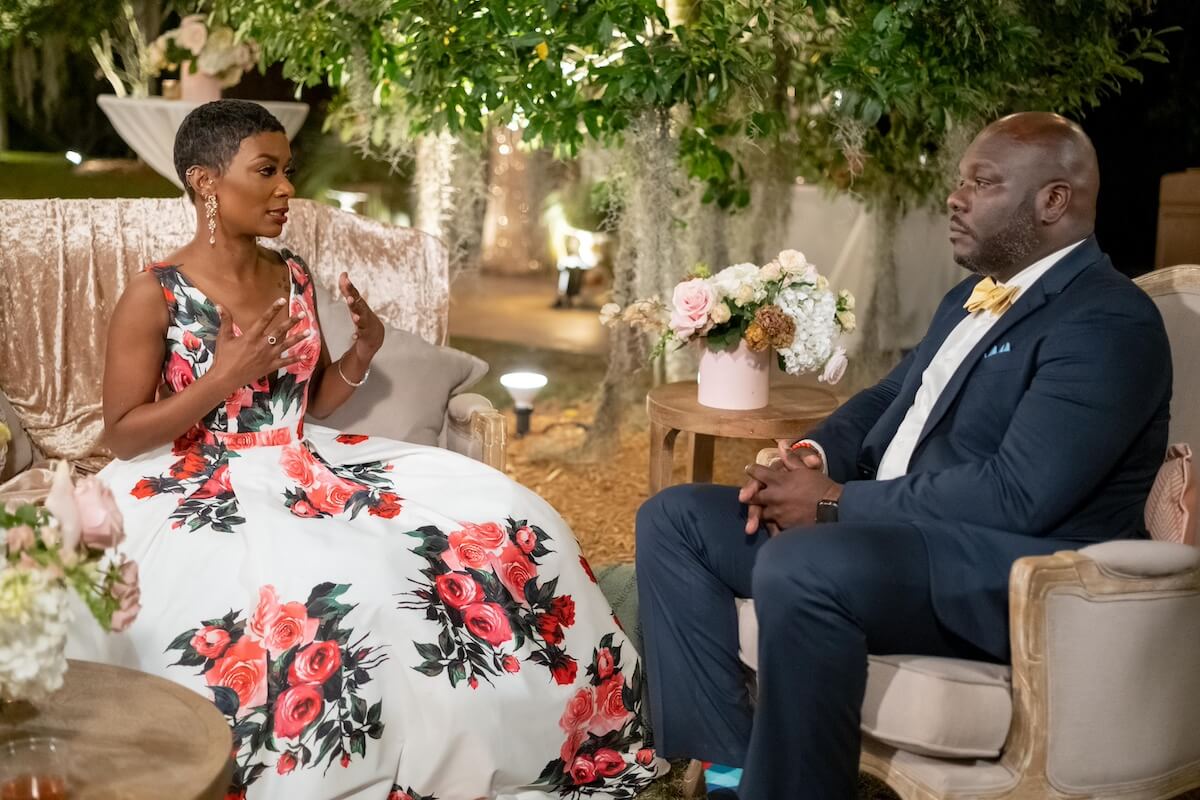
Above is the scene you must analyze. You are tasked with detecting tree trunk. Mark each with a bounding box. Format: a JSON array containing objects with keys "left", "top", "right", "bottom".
[{"left": 858, "top": 194, "right": 903, "bottom": 378}]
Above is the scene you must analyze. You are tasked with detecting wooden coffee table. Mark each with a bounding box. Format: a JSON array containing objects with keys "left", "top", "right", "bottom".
[
  {"left": 646, "top": 381, "right": 840, "bottom": 494},
  {"left": 0, "top": 660, "right": 232, "bottom": 800}
]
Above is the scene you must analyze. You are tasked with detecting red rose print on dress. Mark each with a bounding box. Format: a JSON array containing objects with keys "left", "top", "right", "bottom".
[
  {"left": 335, "top": 434, "right": 369, "bottom": 445},
  {"left": 205, "top": 637, "right": 268, "bottom": 717},
  {"left": 399, "top": 519, "right": 578, "bottom": 690},
  {"left": 534, "top": 632, "right": 660, "bottom": 795},
  {"left": 166, "top": 582, "right": 388, "bottom": 796}
]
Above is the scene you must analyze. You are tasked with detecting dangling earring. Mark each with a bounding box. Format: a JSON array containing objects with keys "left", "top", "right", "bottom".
[{"left": 205, "top": 194, "right": 218, "bottom": 246}]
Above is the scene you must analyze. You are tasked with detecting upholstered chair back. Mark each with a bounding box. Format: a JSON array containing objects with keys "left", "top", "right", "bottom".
[
  {"left": 0, "top": 198, "right": 448, "bottom": 470},
  {"left": 1136, "top": 265, "right": 1200, "bottom": 449}
]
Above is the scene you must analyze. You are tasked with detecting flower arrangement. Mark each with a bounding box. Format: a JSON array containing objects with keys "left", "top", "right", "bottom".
[
  {"left": 601, "top": 250, "right": 856, "bottom": 384},
  {"left": 0, "top": 462, "right": 140, "bottom": 702},
  {"left": 149, "top": 15, "right": 260, "bottom": 87}
]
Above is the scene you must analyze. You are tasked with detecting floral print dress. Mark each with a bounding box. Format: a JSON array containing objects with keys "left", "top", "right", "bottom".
[{"left": 69, "top": 252, "right": 665, "bottom": 800}]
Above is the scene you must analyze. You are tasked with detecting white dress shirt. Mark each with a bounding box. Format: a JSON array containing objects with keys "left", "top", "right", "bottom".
[{"left": 872, "top": 239, "right": 1086, "bottom": 480}]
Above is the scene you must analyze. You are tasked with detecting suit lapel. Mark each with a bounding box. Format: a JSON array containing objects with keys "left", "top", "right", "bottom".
[{"left": 911, "top": 237, "right": 1103, "bottom": 449}]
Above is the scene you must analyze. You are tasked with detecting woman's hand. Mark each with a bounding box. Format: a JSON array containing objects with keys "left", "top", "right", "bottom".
[
  {"left": 339, "top": 272, "right": 385, "bottom": 360},
  {"left": 210, "top": 298, "right": 306, "bottom": 390}
]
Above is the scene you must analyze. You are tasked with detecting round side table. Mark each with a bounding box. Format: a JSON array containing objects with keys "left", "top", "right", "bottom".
[
  {"left": 0, "top": 660, "right": 232, "bottom": 800},
  {"left": 645, "top": 381, "right": 840, "bottom": 494}
]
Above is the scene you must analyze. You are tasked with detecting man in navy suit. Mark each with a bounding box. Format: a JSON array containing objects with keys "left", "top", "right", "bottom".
[{"left": 635, "top": 112, "right": 1171, "bottom": 799}]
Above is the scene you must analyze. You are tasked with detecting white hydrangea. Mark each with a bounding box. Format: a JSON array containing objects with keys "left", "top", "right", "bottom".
[
  {"left": 776, "top": 282, "right": 839, "bottom": 375},
  {"left": 0, "top": 567, "right": 72, "bottom": 702}
]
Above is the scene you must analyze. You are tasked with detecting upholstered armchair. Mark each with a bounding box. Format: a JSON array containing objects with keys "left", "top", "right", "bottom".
[
  {"left": 710, "top": 265, "right": 1200, "bottom": 799},
  {"left": 0, "top": 197, "right": 506, "bottom": 481}
]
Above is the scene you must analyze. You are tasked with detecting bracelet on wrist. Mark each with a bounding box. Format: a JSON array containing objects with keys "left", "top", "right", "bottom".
[{"left": 336, "top": 358, "right": 370, "bottom": 388}]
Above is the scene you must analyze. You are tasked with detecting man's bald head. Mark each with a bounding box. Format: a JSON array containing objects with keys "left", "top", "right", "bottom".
[{"left": 947, "top": 112, "right": 1100, "bottom": 280}]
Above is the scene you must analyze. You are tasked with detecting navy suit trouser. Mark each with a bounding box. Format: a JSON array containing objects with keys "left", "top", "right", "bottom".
[{"left": 635, "top": 484, "right": 1001, "bottom": 800}]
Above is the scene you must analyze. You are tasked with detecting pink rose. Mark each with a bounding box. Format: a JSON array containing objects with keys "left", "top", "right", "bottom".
[
  {"left": 306, "top": 476, "right": 359, "bottom": 514},
  {"left": 191, "top": 464, "right": 232, "bottom": 500},
  {"left": 286, "top": 332, "right": 321, "bottom": 377},
  {"left": 669, "top": 278, "right": 717, "bottom": 340},
  {"left": 462, "top": 521, "right": 508, "bottom": 551},
  {"left": 596, "top": 647, "right": 614, "bottom": 679},
  {"left": 5, "top": 525, "right": 35, "bottom": 554},
  {"left": 559, "top": 686, "right": 595, "bottom": 732},
  {"left": 367, "top": 491, "right": 402, "bottom": 519},
  {"left": 589, "top": 673, "right": 632, "bottom": 736},
  {"left": 593, "top": 749, "right": 626, "bottom": 778},
  {"left": 224, "top": 386, "right": 255, "bottom": 422},
  {"left": 182, "top": 330, "right": 203, "bottom": 351},
  {"left": 461, "top": 602, "right": 513, "bottom": 647},
  {"left": 247, "top": 585, "right": 281, "bottom": 641},
  {"left": 73, "top": 477, "right": 125, "bottom": 550},
  {"left": 493, "top": 544, "right": 538, "bottom": 604},
  {"left": 191, "top": 626, "right": 232, "bottom": 659},
  {"left": 263, "top": 601, "right": 318, "bottom": 657},
  {"left": 502, "top": 655, "right": 521, "bottom": 673},
  {"left": 274, "top": 682, "right": 324, "bottom": 739},
  {"left": 289, "top": 640, "right": 341, "bottom": 685},
  {"left": 276, "top": 752, "right": 297, "bottom": 775},
  {"left": 435, "top": 572, "right": 481, "bottom": 609},
  {"left": 340, "top": 752, "right": 351, "bottom": 768},
  {"left": 291, "top": 499, "right": 319, "bottom": 518},
  {"left": 109, "top": 559, "right": 141, "bottom": 632},
  {"left": 636, "top": 748, "right": 656, "bottom": 767},
  {"left": 444, "top": 530, "right": 492, "bottom": 571},
  {"left": 569, "top": 755, "right": 597, "bottom": 785},
  {"left": 560, "top": 728, "right": 585, "bottom": 764},
  {"left": 388, "top": 792, "right": 413, "bottom": 800},
  {"left": 469, "top": 676, "right": 479, "bottom": 689},
  {"left": 820, "top": 346, "right": 848, "bottom": 385},
  {"left": 166, "top": 352, "right": 195, "bottom": 392},
  {"left": 206, "top": 637, "right": 268, "bottom": 716},
  {"left": 515, "top": 526, "right": 536, "bottom": 553}
]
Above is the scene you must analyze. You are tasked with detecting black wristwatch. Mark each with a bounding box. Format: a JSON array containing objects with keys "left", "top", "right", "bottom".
[{"left": 815, "top": 495, "right": 840, "bottom": 524}]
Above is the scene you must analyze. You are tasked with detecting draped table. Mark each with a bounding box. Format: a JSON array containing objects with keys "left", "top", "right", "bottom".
[{"left": 97, "top": 96, "right": 310, "bottom": 190}]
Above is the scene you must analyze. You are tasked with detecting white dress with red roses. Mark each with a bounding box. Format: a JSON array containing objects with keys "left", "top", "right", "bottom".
[{"left": 67, "top": 252, "right": 666, "bottom": 800}]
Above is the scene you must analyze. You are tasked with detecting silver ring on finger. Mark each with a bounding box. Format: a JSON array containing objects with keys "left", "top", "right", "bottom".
[{"left": 267, "top": 335, "right": 278, "bottom": 346}]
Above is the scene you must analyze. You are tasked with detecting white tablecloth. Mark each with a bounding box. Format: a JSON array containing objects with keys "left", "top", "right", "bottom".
[
  {"left": 97, "top": 96, "right": 310, "bottom": 190},
  {"left": 784, "top": 185, "right": 963, "bottom": 353}
]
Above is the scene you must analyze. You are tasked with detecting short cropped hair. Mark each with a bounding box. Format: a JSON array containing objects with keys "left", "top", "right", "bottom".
[{"left": 173, "top": 99, "right": 285, "bottom": 200}]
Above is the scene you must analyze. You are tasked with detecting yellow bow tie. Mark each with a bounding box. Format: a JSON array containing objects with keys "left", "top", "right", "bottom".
[{"left": 964, "top": 277, "right": 1020, "bottom": 316}]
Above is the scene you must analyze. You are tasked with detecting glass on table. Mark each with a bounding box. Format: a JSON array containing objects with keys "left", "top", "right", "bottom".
[{"left": 0, "top": 737, "right": 70, "bottom": 800}]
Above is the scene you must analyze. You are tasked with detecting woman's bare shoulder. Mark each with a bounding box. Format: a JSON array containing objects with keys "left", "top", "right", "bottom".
[{"left": 112, "top": 269, "right": 169, "bottom": 328}]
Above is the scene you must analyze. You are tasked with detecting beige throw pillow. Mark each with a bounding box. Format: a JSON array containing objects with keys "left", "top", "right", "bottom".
[
  {"left": 315, "top": 285, "right": 487, "bottom": 446},
  {"left": 1145, "top": 443, "right": 1197, "bottom": 546}
]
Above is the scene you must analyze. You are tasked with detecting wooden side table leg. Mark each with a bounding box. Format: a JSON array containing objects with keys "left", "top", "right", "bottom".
[
  {"left": 649, "top": 422, "right": 680, "bottom": 495},
  {"left": 687, "top": 432, "right": 715, "bottom": 484}
]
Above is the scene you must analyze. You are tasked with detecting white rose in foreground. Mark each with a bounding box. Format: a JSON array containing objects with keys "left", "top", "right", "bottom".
[
  {"left": 710, "top": 302, "right": 731, "bottom": 325},
  {"left": 837, "top": 310, "right": 857, "bottom": 333},
  {"left": 760, "top": 260, "right": 782, "bottom": 282},
  {"left": 710, "top": 263, "right": 760, "bottom": 299},
  {"left": 820, "top": 347, "right": 849, "bottom": 384},
  {"left": 778, "top": 249, "right": 808, "bottom": 273},
  {"left": 669, "top": 278, "right": 717, "bottom": 340}
]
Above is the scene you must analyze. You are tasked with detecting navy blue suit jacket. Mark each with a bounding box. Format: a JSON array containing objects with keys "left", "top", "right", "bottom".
[{"left": 806, "top": 238, "right": 1171, "bottom": 659}]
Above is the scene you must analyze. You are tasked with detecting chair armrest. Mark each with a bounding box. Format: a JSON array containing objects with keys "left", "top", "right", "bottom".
[
  {"left": 1002, "top": 543, "right": 1200, "bottom": 796},
  {"left": 445, "top": 393, "right": 507, "bottom": 472}
]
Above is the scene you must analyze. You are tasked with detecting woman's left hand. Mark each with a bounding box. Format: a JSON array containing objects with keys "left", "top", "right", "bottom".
[{"left": 339, "top": 272, "right": 385, "bottom": 359}]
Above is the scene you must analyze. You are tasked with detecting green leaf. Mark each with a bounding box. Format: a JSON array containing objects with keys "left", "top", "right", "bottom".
[
  {"left": 414, "top": 641, "right": 444, "bottom": 662},
  {"left": 211, "top": 685, "right": 240, "bottom": 717}
]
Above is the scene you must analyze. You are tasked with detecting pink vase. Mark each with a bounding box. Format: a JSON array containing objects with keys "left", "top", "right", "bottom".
[
  {"left": 696, "top": 339, "right": 770, "bottom": 410},
  {"left": 180, "top": 63, "right": 222, "bottom": 103}
]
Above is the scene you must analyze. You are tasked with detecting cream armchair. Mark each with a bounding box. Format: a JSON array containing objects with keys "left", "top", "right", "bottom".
[
  {"left": 0, "top": 197, "right": 506, "bottom": 478},
  {"left": 710, "top": 265, "right": 1200, "bottom": 800}
]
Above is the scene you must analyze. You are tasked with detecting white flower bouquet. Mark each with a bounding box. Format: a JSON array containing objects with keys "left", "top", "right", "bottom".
[
  {"left": 601, "top": 250, "right": 856, "bottom": 384},
  {"left": 0, "top": 462, "right": 140, "bottom": 702},
  {"left": 149, "top": 15, "right": 260, "bottom": 88}
]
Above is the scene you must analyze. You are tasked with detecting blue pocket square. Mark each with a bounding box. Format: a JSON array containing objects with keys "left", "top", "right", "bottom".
[{"left": 984, "top": 342, "right": 1012, "bottom": 359}]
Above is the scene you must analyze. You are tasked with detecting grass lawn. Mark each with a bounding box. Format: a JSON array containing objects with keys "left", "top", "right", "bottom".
[{"left": 0, "top": 151, "right": 178, "bottom": 199}]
